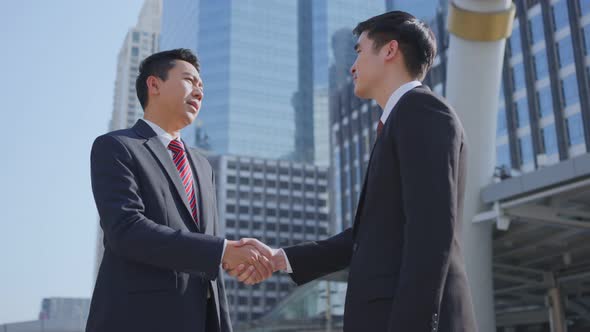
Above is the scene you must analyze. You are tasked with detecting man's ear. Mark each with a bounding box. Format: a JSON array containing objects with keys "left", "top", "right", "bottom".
[
  {"left": 146, "top": 76, "right": 161, "bottom": 96},
  {"left": 384, "top": 40, "right": 399, "bottom": 61}
]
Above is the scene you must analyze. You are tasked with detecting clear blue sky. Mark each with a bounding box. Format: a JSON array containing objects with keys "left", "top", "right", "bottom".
[{"left": 0, "top": 0, "right": 144, "bottom": 324}]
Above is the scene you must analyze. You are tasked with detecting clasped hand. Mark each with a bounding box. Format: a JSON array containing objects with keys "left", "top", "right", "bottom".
[{"left": 221, "top": 238, "right": 286, "bottom": 285}]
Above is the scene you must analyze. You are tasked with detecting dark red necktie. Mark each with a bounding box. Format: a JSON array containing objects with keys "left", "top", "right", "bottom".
[
  {"left": 377, "top": 120, "right": 384, "bottom": 136},
  {"left": 168, "top": 139, "right": 199, "bottom": 225}
]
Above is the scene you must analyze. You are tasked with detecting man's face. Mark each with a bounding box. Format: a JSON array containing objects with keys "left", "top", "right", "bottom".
[
  {"left": 350, "top": 31, "right": 385, "bottom": 99},
  {"left": 157, "top": 60, "right": 203, "bottom": 127}
]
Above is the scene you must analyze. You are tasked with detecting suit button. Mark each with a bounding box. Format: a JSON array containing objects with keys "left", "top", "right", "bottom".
[
  {"left": 352, "top": 243, "right": 358, "bottom": 252},
  {"left": 431, "top": 313, "right": 439, "bottom": 331}
]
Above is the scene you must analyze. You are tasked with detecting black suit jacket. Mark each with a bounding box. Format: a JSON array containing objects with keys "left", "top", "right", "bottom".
[
  {"left": 87, "top": 120, "right": 232, "bottom": 332},
  {"left": 284, "top": 86, "right": 477, "bottom": 332}
]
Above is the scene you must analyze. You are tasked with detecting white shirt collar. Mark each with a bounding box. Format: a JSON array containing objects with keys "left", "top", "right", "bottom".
[
  {"left": 140, "top": 118, "right": 179, "bottom": 149},
  {"left": 380, "top": 80, "right": 422, "bottom": 124}
]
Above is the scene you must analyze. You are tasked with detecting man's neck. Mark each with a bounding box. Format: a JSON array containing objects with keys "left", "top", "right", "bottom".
[
  {"left": 143, "top": 110, "right": 181, "bottom": 139},
  {"left": 375, "top": 78, "right": 414, "bottom": 110}
]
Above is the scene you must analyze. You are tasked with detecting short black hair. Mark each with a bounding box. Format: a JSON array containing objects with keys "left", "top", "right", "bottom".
[
  {"left": 135, "top": 48, "right": 200, "bottom": 110},
  {"left": 353, "top": 11, "right": 437, "bottom": 80}
]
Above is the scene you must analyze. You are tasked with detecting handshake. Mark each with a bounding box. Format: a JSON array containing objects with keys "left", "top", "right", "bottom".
[{"left": 221, "top": 238, "right": 288, "bottom": 285}]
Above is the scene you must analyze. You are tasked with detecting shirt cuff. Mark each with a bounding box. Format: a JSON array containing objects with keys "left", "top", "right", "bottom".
[
  {"left": 220, "top": 239, "right": 227, "bottom": 267},
  {"left": 279, "top": 248, "right": 293, "bottom": 273}
]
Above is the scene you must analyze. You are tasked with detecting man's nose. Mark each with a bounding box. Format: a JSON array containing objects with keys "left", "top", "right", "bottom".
[{"left": 193, "top": 86, "right": 203, "bottom": 100}]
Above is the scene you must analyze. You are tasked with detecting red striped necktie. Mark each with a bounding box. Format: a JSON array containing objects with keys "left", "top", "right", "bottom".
[
  {"left": 167, "top": 139, "right": 199, "bottom": 225},
  {"left": 377, "top": 120, "right": 384, "bottom": 136}
]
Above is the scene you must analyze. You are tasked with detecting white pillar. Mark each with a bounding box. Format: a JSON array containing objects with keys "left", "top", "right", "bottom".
[{"left": 445, "top": 1, "right": 513, "bottom": 331}]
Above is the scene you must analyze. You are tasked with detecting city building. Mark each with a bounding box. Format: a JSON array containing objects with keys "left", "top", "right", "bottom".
[
  {"left": 161, "top": 1, "right": 298, "bottom": 158},
  {"left": 0, "top": 298, "right": 90, "bottom": 332},
  {"left": 109, "top": 0, "right": 161, "bottom": 131},
  {"left": 208, "top": 154, "right": 330, "bottom": 323}
]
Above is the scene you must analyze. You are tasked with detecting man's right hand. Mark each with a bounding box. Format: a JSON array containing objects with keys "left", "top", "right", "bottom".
[
  {"left": 225, "top": 238, "right": 287, "bottom": 284},
  {"left": 222, "top": 241, "right": 274, "bottom": 284}
]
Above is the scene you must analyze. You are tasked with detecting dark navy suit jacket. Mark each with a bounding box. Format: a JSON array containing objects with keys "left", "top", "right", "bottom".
[
  {"left": 87, "top": 120, "right": 231, "bottom": 332},
  {"left": 284, "top": 86, "right": 477, "bottom": 332}
]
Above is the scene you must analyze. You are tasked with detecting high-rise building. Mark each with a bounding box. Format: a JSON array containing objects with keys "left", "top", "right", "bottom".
[
  {"left": 96, "top": 0, "right": 162, "bottom": 273},
  {"left": 38, "top": 298, "right": 90, "bottom": 322},
  {"left": 208, "top": 154, "right": 330, "bottom": 323},
  {"left": 161, "top": 1, "right": 298, "bottom": 159},
  {"left": 109, "top": 0, "right": 161, "bottom": 131}
]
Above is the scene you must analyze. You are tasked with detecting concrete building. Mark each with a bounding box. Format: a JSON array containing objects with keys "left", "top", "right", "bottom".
[{"left": 0, "top": 298, "right": 90, "bottom": 332}]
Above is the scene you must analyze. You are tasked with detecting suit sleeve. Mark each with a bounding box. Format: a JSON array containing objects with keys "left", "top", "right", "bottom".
[
  {"left": 388, "top": 100, "right": 461, "bottom": 330},
  {"left": 91, "top": 134, "right": 224, "bottom": 279},
  {"left": 283, "top": 227, "right": 353, "bottom": 285}
]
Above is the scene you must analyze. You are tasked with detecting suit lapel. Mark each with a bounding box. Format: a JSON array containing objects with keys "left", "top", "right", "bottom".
[{"left": 133, "top": 120, "right": 197, "bottom": 231}]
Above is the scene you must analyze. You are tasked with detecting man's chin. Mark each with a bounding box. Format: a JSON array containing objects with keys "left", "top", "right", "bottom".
[
  {"left": 353, "top": 86, "right": 368, "bottom": 99},
  {"left": 180, "top": 113, "right": 198, "bottom": 127}
]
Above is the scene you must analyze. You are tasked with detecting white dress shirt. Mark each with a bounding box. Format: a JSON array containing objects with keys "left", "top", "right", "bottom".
[
  {"left": 380, "top": 80, "right": 422, "bottom": 125},
  {"left": 140, "top": 119, "right": 228, "bottom": 261},
  {"left": 281, "top": 80, "right": 422, "bottom": 274}
]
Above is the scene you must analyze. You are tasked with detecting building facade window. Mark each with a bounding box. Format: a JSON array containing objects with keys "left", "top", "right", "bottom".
[
  {"left": 519, "top": 135, "right": 534, "bottom": 166},
  {"left": 533, "top": 49, "right": 548, "bottom": 80},
  {"left": 561, "top": 75, "right": 580, "bottom": 107},
  {"left": 557, "top": 36, "right": 575, "bottom": 67},
  {"left": 515, "top": 97, "right": 530, "bottom": 128},
  {"left": 537, "top": 86, "right": 554, "bottom": 118},
  {"left": 510, "top": 26, "right": 522, "bottom": 54},
  {"left": 529, "top": 14, "right": 544, "bottom": 44},
  {"left": 496, "top": 144, "right": 511, "bottom": 168},
  {"left": 551, "top": 0, "right": 570, "bottom": 31},
  {"left": 541, "top": 124, "right": 559, "bottom": 155},
  {"left": 512, "top": 63, "right": 526, "bottom": 89},
  {"left": 566, "top": 113, "right": 585, "bottom": 146}
]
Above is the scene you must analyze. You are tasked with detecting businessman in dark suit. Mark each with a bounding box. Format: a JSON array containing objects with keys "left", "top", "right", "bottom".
[
  {"left": 230, "top": 11, "right": 477, "bottom": 331},
  {"left": 87, "top": 49, "right": 272, "bottom": 332}
]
